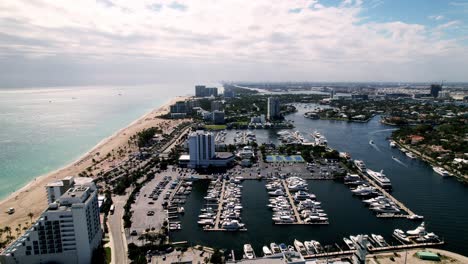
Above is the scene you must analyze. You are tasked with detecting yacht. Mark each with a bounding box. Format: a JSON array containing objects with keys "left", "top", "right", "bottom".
[
  {"left": 270, "top": 243, "right": 281, "bottom": 254},
  {"left": 310, "top": 240, "right": 323, "bottom": 253},
  {"left": 407, "top": 222, "right": 425, "bottom": 236},
  {"left": 366, "top": 169, "right": 392, "bottom": 189},
  {"left": 389, "top": 141, "right": 396, "bottom": 148},
  {"left": 244, "top": 244, "right": 255, "bottom": 259},
  {"left": 351, "top": 185, "right": 376, "bottom": 197},
  {"left": 393, "top": 229, "right": 411, "bottom": 243},
  {"left": 371, "top": 234, "right": 388, "bottom": 247},
  {"left": 433, "top": 166, "right": 451, "bottom": 177},
  {"left": 197, "top": 219, "right": 214, "bottom": 225},
  {"left": 293, "top": 240, "right": 308, "bottom": 256},
  {"left": 343, "top": 237, "right": 355, "bottom": 250},
  {"left": 406, "top": 152, "right": 416, "bottom": 159},
  {"left": 268, "top": 189, "right": 285, "bottom": 196},
  {"left": 288, "top": 245, "right": 295, "bottom": 252},
  {"left": 279, "top": 243, "right": 288, "bottom": 253},
  {"left": 369, "top": 140, "right": 374, "bottom": 145},
  {"left": 371, "top": 204, "right": 400, "bottom": 214},
  {"left": 221, "top": 220, "right": 245, "bottom": 230},
  {"left": 353, "top": 160, "right": 367, "bottom": 172},
  {"left": 262, "top": 246, "right": 272, "bottom": 257},
  {"left": 304, "top": 241, "right": 315, "bottom": 254}
]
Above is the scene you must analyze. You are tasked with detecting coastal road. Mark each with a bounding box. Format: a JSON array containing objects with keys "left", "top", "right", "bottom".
[
  {"left": 109, "top": 194, "right": 129, "bottom": 264},
  {"left": 160, "top": 126, "right": 191, "bottom": 156}
]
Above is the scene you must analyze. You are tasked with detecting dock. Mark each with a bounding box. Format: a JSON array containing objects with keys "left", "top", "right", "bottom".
[
  {"left": 367, "top": 241, "right": 445, "bottom": 253},
  {"left": 356, "top": 171, "right": 417, "bottom": 218},
  {"left": 281, "top": 179, "right": 303, "bottom": 224}
]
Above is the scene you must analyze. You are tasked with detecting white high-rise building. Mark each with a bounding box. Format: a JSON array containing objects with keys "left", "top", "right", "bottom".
[
  {"left": 186, "top": 130, "right": 234, "bottom": 168},
  {"left": 0, "top": 177, "right": 102, "bottom": 264},
  {"left": 267, "top": 97, "right": 280, "bottom": 120}
]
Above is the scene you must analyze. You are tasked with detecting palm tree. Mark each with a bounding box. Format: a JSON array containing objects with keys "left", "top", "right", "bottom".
[
  {"left": 3, "top": 226, "right": 11, "bottom": 238},
  {"left": 0, "top": 228, "right": 4, "bottom": 242},
  {"left": 28, "top": 212, "right": 34, "bottom": 224}
]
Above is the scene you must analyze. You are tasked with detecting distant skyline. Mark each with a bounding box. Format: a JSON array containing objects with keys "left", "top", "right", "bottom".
[{"left": 1, "top": 0, "right": 468, "bottom": 87}]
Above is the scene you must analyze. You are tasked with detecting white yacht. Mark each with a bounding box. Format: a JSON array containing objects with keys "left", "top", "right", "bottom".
[
  {"left": 389, "top": 141, "right": 397, "bottom": 148},
  {"left": 268, "top": 189, "right": 285, "bottom": 196},
  {"left": 244, "top": 244, "right": 255, "bottom": 259},
  {"left": 407, "top": 222, "right": 425, "bottom": 236},
  {"left": 393, "top": 229, "right": 411, "bottom": 243},
  {"left": 310, "top": 240, "right": 323, "bottom": 254},
  {"left": 262, "top": 246, "right": 272, "bottom": 257},
  {"left": 366, "top": 169, "right": 392, "bottom": 189},
  {"left": 343, "top": 237, "right": 355, "bottom": 250},
  {"left": 304, "top": 241, "right": 315, "bottom": 254},
  {"left": 433, "top": 166, "right": 451, "bottom": 177},
  {"left": 371, "top": 234, "right": 388, "bottom": 247},
  {"left": 293, "top": 240, "right": 308, "bottom": 256},
  {"left": 353, "top": 160, "right": 367, "bottom": 172},
  {"left": 406, "top": 152, "right": 416, "bottom": 159},
  {"left": 270, "top": 243, "right": 281, "bottom": 254},
  {"left": 221, "top": 220, "right": 245, "bottom": 230}
]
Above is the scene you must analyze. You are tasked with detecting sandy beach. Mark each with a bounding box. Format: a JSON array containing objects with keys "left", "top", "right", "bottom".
[{"left": 0, "top": 95, "right": 189, "bottom": 234}]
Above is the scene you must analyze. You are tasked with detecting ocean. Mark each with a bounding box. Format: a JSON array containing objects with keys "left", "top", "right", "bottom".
[{"left": 0, "top": 84, "right": 192, "bottom": 199}]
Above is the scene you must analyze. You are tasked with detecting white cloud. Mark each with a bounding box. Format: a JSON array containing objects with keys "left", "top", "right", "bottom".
[{"left": 0, "top": 0, "right": 466, "bottom": 83}]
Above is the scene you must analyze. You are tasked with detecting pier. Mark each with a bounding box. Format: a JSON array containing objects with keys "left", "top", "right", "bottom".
[
  {"left": 356, "top": 170, "right": 417, "bottom": 218},
  {"left": 281, "top": 179, "right": 302, "bottom": 224}
]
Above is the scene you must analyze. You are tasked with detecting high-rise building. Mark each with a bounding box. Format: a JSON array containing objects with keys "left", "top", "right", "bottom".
[
  {"left": 188, "top": 130, "right": 215, "bottom": 167},
  {"left": 267, "top": 97, "right": 281, "bottom": 120},
  {"left": 195, "top": 85, "right": 206, "bottom": 97},
  {"left": 430, "top": 84, "right": 442, "bottom": 98},
  {"left": 211, "top": 101, "right": 223, "bottom": 111},
  {"left": 211, "top": 110, "right": 225, "bottom": 124},
  {"left": 330, "top": 89, "right": 335, "bottom": 99},
  {"left": 0, "top": 177, "right": 102, "bottom": 264}
]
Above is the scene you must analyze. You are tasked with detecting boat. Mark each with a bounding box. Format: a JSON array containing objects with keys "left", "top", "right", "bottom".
[
  {"left": 343, "top": 237, "right": 355, "bottom": 250},
  {"left": 406, "top": 152, "right": 416, "bottom": 159},
  {"left": 221, "top": 220, "right": 245, "bottom": 230},
  {"left": 389, "top": 141, "right": 396, "bottom": 148},
  {"left": 244, "top": 244, "right": 255, "bottom": 259},
  {"left": 353, "top": 160, "right": 367, "bottom": 172},
  {"left": 270, "top": 243, "right": 281, "bottom": 254},
  {"left": 366, "top": 169, "right": 392, "bottom": 189},
  {"left": 262, "top": 246, "right": 272, "bottom": 257},
  {"left": 279, "top": 243, "right": 287, "bottom": 252},
  {"left": 288, "top": 245, "right": 295, "bottom": 252},
  {"left": 304, "top": 241, "right": 315, "bottom": 254},
  {"left": 371, "top": 234, "right": 388, "bottom": 247},
  {"left": 408, "top": 214, "right": 424, "bottom": 220},
  {"left": 369, "top": 140, "right": 374, "bottom": 145},
  {"left": 407, "top": 222, "right": 425, "bottom": 236},
  {"left": 268, "top": 189, "right": 285, "bottom": 196},
  {"left": 310, "top": 240, "right": 323, "bottom": 254},
  {"left": 433, "top": 166, "right": 451, "bottom": 177},
  {"left": 393, "top": 229, "right": 411, "bottom": 243},
  {"left": 293, "top": 239, "right": 308, "bottom": 256}
]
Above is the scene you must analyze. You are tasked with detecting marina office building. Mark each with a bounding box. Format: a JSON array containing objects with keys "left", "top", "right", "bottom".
[{"left": 0, "top": 177, "right": 102, "bottom": 264}]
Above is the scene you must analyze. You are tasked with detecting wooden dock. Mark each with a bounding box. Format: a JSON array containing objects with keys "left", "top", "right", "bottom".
[
  {"left": 367, "top": 241, "right": 444, "bottom": 253},
  {"left": 213, "top": 179, "right": 226, "bottom": 229},
  {"left": 303, "top": 250, "right": 355, "bottom": 259},
  {"left": 281, "top": 179, "right": 303, "bottom": 224},
  {"left": 356, "top": 171, "right": 417, "bottom": 218}
]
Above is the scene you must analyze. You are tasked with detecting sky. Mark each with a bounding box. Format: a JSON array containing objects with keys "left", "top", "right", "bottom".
[{"left": 0, "top": 0, "right": 467, "bottom": 87}]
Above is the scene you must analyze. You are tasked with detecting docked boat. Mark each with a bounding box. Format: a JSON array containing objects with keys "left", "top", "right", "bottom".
[
  {"left": 304, "top": 241, "right": 315, "bottom": 254},
  {"left": 366, "top": 169, "right": 392, "bottom": 189},
  {"left": 288, "top": 245, "right": 295, "bottom": 252},
  {"left": 294, "top": 240, "right": 308, "bottom": 256},
  {"left": 389, "top": 141, "right": 396, "bottom": 148},
  {"left": 433, "top": 166, "right": 451, "bottom": 177},
  {"left": 270, "top": 243, "right": 281, "bottom": 254},
  {"left": 393, "top": 229, "right": 411, "bottom": 243},
  {"left": 244, "top": 244, "right": 255, "bottom": 259},
  {"left": 407, "top": 222, "right": 425, "bottom": 236},
  {"left": 279, "top": 243, "right": 288, "bottom": 252},
  {"left": 371, "top": 234, "right": 388, "bottom": 247},
  {"left": 268, "top": 189, "right": 285, "bottom": 196},
  {"left": 310, "top": 240, "right": 323, "bottom": 254},
  {"left": 343, "top": 237, "right": 355, "bottom": 250},
  {"left": 406, "top": 152, "right": 416, "bottom": 159},
  {"left": 353, "top": 160, "right": 367, "bottom": 172},
  {"left": 262, "top": 246, "right": 272, "bottom": 257},
  {"left": 221, "top": 220, "right": 245, "bottom": 230}
]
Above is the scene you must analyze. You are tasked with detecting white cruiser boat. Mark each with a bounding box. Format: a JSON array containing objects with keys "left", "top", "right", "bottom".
[
  {"left": 268, "top": 189, "right": 285, "bottom": 196},
  {"left": 406, "top": 152, "right": 416, "bottom": 159},
  {"left": 353, "top": 160, "right": 367, "bottom": 172},
  {"left": 343, "top": 237, "right": 355, "bottom": 250},
  {"left": 262, "top": 246, "right": 272, "bottom": 256},
  {"left": 270, "top": 243, "right": 281, "bottom": 254},
  {"left": 366, "top": 169, "right": 392, "bottom": 189},
  {"left": 311, "top": 240, "right": 323, "bottom": 253},
  {"left": 389, "top": 141, "right": 396, "bottom": 148},
  {"left": 304, "top": 241, "right": 315, "bottom": 254},
  {"left": 371, "top": 234, "right": 388, "bottom": 247},
  {"left": 433, "top": 166, "right": 451, "bottom": 177},
  {"left": 407, "top": 222, "right": 425, "bottom": 236},
  {"left": 393, "top": 229, "right": 411, "bottom": 243},
  {"left": 294, "top": 240, "right": 308, "bottom": 256},
  {"left": 244, "top": 244, "right": 255, "bottom": 259},
  {"left": 221, "top": 220, "right": 245, "bottom": 230}
]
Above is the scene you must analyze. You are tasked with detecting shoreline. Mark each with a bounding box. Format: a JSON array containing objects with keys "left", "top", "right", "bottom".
[{"left": 0, "top": 95, "right": 189, "bottom": 229}]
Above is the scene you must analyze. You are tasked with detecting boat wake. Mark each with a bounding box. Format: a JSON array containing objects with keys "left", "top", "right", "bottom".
[
  {"left": 369, "top": 141, "right": 381, "bottom": 152},
  {"left": 392, "top": 156, "right": 408, "bottom": 167},
  {"left": 369, "top": 128, "right": 398, "bottom": 135}
]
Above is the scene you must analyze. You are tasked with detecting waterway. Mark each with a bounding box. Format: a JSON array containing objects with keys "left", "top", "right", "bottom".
[{"left": 171, "top": 103, "right": 468, "bottom": 257}]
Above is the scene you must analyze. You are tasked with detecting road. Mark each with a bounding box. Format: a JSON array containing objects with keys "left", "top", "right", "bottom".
[{"left": 108, "top": 194, "right": 129, "bottom": 264}]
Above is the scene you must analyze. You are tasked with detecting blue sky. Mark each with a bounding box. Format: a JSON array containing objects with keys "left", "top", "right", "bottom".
[{"left": 0, "top": 0, "right": 467, "bottom": 86}]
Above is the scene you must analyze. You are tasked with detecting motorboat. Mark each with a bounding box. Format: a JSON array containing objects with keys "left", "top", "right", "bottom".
[
  {"left": 366, "top": 169, "right": 392, "bottom": 189},
  {"left": 197, "top": 219, "right": 214, "bottom": 225},
  {"left": 408, "top": 214, "right": 424, "bottom": 220},
  {"left": 407, "top": 222, "right": 425, "bottom": 236},
  {"left": 304, "top": 241, "right": 315, "bottom": 254},
  {"left": 393, "top": 229, "right": 411, "bottom": 243},
  {"left": 433, "top": 166, "right": 451, "bottom": 177},
  {"left": 268, "top": 189, "right": 285, "bottom": 196},
  {"left": 371, "top": 234, "right": 388, "bottom": 247},
  {"left": 221, "top": 220, "right": 245, "bottom": 230},
  {"left": 353, "top": 160, "right": 367, "bottom": 172},
  {"left": 406, "top": 152, "right": 416, "bottom": 159},
  {"left": 279, "top": 243, "right": 288, "bottom": 252},
  {"left": 244, "top": 244, "right": 255, "bottom": 259},
  {"left": 270, "top": 243, "right": 281, "bottom": 254},
  {"left": 369, "top": 140, "right": 374, "bottom": 145},
  {"left": 287, "top": 245, "right": 295, "bottom": 252},
  {"left": 343, "top": 237, "right": 355, "bottom": 250},
  {"left": 310, "top": 240, "right": 323, "bottom": 253},
  {"left": 262, "top": 246, "right": 272, "bottom": 257},
  {"left": 293, "top": 239, "right": 308, "bottom": 256},
  {"left": 389, "top": 141, "right": 396, "bottom": 148}
]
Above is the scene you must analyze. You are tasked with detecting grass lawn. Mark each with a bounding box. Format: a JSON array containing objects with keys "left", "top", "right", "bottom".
[
  {"left": 105, "top": 247, "right": 112, "bottom": 264},
  {"left": 205, "top": 124, "right": 227, "bottom": 130}
]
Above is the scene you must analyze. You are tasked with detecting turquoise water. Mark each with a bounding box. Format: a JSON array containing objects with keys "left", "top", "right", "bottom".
[{"left": 0, "top": 84, "right": 190, "bottom": 199}]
